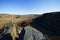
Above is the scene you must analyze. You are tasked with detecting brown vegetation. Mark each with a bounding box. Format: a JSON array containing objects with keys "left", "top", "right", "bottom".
[{"left": 0, "top": 14, "right": 37, "bottom": 40}]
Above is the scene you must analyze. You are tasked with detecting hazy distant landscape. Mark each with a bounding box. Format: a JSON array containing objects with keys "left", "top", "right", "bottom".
[{"left": 0, "top": 14, "right": 39, "bottom": 29}]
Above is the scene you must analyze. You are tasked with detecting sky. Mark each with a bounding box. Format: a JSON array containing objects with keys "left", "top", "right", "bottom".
[{"left": 0, "top": 0, "right": 60, "bottom": 15}]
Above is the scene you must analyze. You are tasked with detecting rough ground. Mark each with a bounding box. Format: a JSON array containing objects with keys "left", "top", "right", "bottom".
[
  {"left": 0, "top": 14, "right": 38, "bottom": 29},
  {"left": 0, "top": 14, "right": 39, "bottom": 40}
]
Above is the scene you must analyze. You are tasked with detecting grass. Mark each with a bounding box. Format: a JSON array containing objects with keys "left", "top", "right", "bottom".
[
  {"left": 0, "top": 14, "right": 36, "bottom": 40},
  {"left": 0, "top": 14, "right": 36, "bottom": 29},
  {"left": 0, "top": 16, "right": 2, "bottom": 18}
]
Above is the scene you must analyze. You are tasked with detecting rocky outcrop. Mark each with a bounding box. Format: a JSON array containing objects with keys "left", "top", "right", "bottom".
[{"left": 31, "top": 12, "right": 60, "bottom": 36}]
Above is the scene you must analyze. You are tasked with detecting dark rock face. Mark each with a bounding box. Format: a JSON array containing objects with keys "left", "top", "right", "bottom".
[
  {"left": 31, "top": 12, "right": 60, "bottom": 36},
  {"left": 0, "top": 33, "right": 12, "bottom": 40}
]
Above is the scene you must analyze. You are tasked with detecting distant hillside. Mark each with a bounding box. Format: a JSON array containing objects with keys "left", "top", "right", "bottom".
[{"left": 0, "top": 14, "right": 40, "bottom": 29}]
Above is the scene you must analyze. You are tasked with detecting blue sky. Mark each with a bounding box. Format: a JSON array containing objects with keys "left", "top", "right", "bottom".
[{"left": 0, "top": 0, "right": 60, "bottom": 15}]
